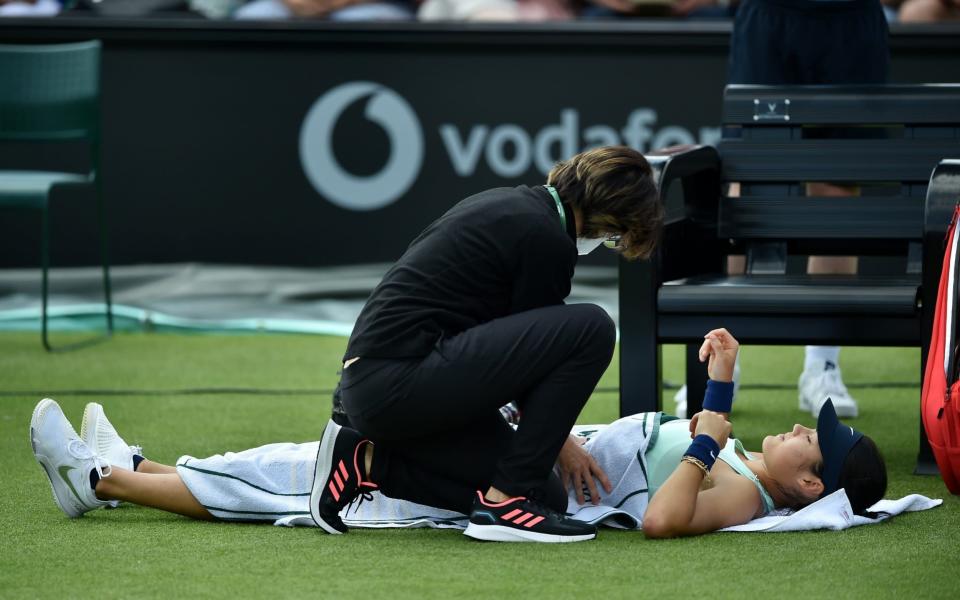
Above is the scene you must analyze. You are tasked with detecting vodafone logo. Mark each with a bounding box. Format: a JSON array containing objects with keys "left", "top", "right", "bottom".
[
  {"left": 299, "top": 82, "right": 424, "bottom": 211},
  {"left": 300, "top": 81, "right": 720, "bottom": 212}
]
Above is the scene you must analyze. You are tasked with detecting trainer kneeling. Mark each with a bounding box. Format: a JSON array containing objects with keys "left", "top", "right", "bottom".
[{"left": 311, "top": 146, "right": 662, "bottom": 543}]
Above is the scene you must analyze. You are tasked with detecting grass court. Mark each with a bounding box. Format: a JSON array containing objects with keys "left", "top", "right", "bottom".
[{"left": 1, "top": 332, "right": 956, "bottom": 598}]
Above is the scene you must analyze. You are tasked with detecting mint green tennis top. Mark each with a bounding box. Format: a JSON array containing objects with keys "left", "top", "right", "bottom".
[{"left": 645, "top": 418, "right": 776, "bottom": 515}]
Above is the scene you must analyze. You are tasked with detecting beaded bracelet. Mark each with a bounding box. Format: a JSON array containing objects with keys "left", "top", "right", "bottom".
[{"left": 681, "top": 456, "right": 712, "bottom": 484}]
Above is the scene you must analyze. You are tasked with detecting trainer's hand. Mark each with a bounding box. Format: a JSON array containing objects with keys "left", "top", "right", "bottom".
[
  {"left": 698, "top": 328, "right": 740, "bottom": 383},
  {"left": 688, "top": 410, "right": 732, "bottom": 449},
  {"left": 557, "top": 434, "right": 612, "bottom": 506}
]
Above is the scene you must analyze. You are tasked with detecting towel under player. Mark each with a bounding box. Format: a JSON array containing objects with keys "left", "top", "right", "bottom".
[{"left": 310, "top": 145, "right": 662, "bottom": 543}]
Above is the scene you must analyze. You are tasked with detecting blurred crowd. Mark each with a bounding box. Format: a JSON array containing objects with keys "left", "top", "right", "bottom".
[{"left": 0, "top": 0, "right": 957, "bottom": 23}]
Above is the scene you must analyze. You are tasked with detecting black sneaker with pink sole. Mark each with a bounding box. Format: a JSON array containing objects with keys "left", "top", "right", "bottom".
[
  {"left": 309, "top": 419, "right": 377, "bottom": 534},
  {"left": 464, "top": 490, "right": 596, "bottom": 543}
]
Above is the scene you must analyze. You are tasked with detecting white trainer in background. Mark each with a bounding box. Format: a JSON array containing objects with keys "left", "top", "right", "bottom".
[
  {"left": 673, "top": 359, "right": 741, "bottom": 419},
  {"left": 30, "top": 398, "right": 111, "bottom": 518},
  {"left": 81, "top": 402, "right": 142, "bottom": 509},
  {"left": 798, "top": 361, "right": 859, "bottom": 418}
]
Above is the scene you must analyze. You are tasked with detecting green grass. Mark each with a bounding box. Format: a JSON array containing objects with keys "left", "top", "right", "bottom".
[{"left": 0, "top": 332, "right": 956, "bottom": 599}]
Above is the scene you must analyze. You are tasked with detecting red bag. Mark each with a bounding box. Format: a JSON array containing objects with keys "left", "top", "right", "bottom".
[{"left": 921, "top": 203, "right": 960, "bottom": 494}]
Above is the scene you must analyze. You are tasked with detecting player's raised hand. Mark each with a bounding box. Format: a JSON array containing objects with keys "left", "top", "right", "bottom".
[{"left": 697, "top": 328, "right": 739, "bottom": 383}]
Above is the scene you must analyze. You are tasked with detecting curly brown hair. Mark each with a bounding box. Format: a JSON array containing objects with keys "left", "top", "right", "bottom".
[{"left": 546, "top": 146, "right": 662, "bottom": 261}]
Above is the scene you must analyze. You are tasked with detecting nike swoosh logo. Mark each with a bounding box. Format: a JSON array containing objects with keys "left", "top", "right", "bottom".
[{"left": 58, "top": 465, "right": 85, "bottom": 503}]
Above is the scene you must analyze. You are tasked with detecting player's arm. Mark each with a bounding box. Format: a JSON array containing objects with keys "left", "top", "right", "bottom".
[
  {"left": 694, "top": 328, "right": 738, "bottom": 419},
  {"left": 643, "top": 408, "right": 748, "bottom": 538},
  {"left": 643, "top": 410, "right": 760, "bottom": 538},
  {"left": 643, "top": 470, "right": 761, "bottom": 538},
  {"left": 642, "top": 329, "right": 755, "bottom": 537}
]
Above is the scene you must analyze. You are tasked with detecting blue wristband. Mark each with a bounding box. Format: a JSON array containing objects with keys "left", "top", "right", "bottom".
[
  {"left": 684, "top": 434, "right": 721, "bottom": 470},
  {"left": 702, "top": 379, "right": 734, "bottom": 413}
]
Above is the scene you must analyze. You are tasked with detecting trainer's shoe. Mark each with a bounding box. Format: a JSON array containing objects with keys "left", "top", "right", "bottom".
[
  {"left": 30, "top": 398, "right": 111, "bottom": 518},
  {"left": 798, "top": 361, "right": 859, "bottom": 418},
  {"left": 309, "top": 419, "right": 377, "bottom": 534},
  {"left": 674, "top": 361, "right": 741, "bottom": 419},
  {"left": 81, "top": 402, "right": 142, "bottom": 508},
  {"left": 463, "top": 491, "right": 597, "bottom": 543}
]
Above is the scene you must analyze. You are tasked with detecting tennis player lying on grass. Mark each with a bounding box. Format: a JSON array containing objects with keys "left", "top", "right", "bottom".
[{"left": 29, "top": 329, "right": 888, "bottom": 539}]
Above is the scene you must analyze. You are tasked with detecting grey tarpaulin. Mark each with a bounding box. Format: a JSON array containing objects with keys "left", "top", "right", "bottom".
[{"left": 0, "top": 263, "right": 619, "bottom": 335}]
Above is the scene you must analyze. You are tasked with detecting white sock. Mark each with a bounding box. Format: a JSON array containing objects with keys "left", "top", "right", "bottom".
[{"left": 805, "top": 346, "right": 840, "bottom": 372}]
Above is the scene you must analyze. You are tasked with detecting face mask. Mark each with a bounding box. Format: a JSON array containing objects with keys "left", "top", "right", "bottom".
[{"left": 576, "top": 237, "right": 606, "bottom": 256}]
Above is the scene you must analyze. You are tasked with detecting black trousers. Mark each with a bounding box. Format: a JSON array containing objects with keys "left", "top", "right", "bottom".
[{"left": 340, "top": 303, "right": 616, "bottom": 514}]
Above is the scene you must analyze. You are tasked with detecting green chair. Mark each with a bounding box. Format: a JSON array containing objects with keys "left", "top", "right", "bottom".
[{"left": 0, "top": 41, "right": 113, "bottom": 351}]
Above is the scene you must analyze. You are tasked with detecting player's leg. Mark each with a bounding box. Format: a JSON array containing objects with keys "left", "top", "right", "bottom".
[
  {"left": 31, "top": 398, "right": 211, "bottom": 521},
  {"left": 80, "top": 401, "right": 181, "bottom": 507},
  {"left": 94, "top": 469, "right": 213, "bottom": 521},
  {"left": 136, "top": 460, "right": 178, "bottom": 474}
]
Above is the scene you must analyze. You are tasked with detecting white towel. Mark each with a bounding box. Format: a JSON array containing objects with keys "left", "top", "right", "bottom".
[{"left": 720, "top": 490, "right": 942, "bottom": 532}]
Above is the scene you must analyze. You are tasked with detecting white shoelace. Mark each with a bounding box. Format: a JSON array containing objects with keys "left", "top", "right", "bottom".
[
  {"left": 67, "top": 438, "right": 111, "bottom": 478},
  {"left": 820, "top": 370, "right": 851, "bottom": 398}
]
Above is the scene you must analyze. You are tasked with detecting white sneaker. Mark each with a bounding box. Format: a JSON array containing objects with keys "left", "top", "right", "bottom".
[
  {"left": 81, "top": 402, "right": 142, "bottom": 508},
  {"left": 30, "top": 398, "right": 111, "bottom": 518},
  {"left": 674, "top": 386, "right": 688, "bottom": 419},
  {"left": 798, "top": 361, "right": 859, "bottom": 418},
  {"left": 674, "top": 362, "right": 741, "bottom": 419}
]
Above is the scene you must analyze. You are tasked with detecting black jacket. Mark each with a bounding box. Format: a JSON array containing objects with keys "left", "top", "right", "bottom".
[{"left": 345, "top": 185, "right": 578, "bottom": 360}]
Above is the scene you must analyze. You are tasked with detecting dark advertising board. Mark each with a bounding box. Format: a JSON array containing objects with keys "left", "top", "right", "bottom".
[{"left": 0, "top": 21, "right": 958, "bottom": 267}]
